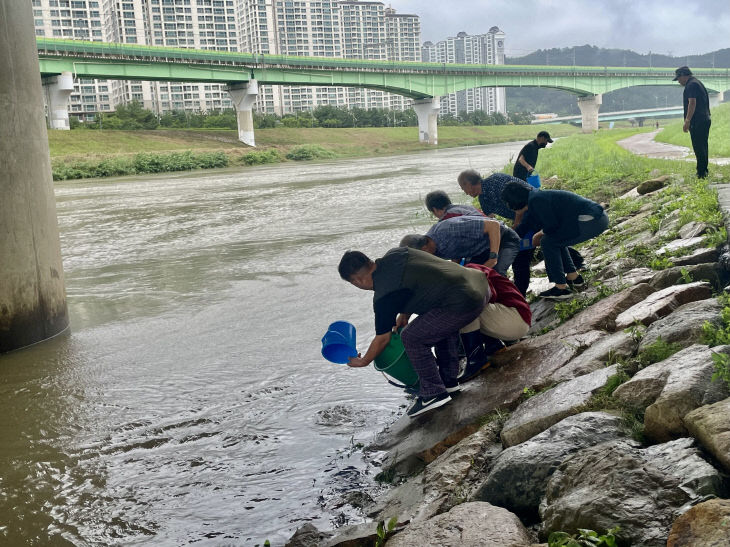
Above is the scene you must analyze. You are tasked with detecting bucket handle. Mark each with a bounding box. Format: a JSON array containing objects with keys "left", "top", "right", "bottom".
[{"left": 380, "top": 371, "right": 419, "bottom": 395}]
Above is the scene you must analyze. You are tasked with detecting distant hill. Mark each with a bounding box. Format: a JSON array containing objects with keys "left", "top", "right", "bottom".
[{"left": 505, "top": 45, "right": 730, "bottom": 116}]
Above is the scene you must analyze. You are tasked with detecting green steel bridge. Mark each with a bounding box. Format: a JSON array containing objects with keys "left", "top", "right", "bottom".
[{"left": 37, "top": 38, "right": 730, "bottom": 145}]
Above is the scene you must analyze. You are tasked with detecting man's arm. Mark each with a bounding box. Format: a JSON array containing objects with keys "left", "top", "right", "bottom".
[
  {"left": 348, "top": 331, "right": 391, "bottom": 368},
  {"left": 517, "top": 154, "right": 533, "bottom": 172},
  {"left": 483, "top": 219, "right": 501, "bottom": 268},
  {"left": 683, "top": 98, "right": 696, "bottom": 133},
  {"left": 513, "top": 208, "right": 525, "bottom": 228}
]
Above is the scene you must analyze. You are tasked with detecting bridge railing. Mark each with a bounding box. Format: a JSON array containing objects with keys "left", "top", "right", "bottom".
[{"left": 38, "top": 38, "right": 729, "bottom": 81}]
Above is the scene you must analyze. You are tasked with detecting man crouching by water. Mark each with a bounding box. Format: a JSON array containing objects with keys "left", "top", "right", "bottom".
[{"left": 338, "top": 248, "right": 488, "bottom": 418}]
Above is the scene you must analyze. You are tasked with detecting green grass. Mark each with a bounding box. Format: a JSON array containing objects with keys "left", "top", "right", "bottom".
[
  {"left": 49, "top": 124, "right": 580, "bottom": 162},
  {"left": 530, "top": 128, "right": 681, "bottom": 203},
  {"left": 47, "top": 123, "right": 580, "bottom": 180},
  {"left": 654, "top": 101, "right": 730, "bottom": 157}
]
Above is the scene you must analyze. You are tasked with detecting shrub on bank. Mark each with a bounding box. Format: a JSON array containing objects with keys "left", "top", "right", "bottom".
[
  {"left": 52, "top": 150, "right": 229, "bottom": 180},
  {"left": 239, "top": 149, "right": 281, "bottom": 166},
  {"left": 285, "top": 144, "right": 336, "bottom": 161}
]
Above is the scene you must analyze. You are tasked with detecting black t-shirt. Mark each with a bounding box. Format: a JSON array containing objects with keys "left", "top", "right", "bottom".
[
  {"left": 374, "top": 288, "right": 411, "bottom": 335},
  {"left": 683, "top": 77, "right": 711, "bottom": 123},
  {"left": 513, "top": 140, "right": 539, "bottom": 181}
]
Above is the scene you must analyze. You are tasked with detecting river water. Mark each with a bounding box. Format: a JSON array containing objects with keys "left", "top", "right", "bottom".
[{"left": 0, "top": 141, "right": 521, "bottom": 545}]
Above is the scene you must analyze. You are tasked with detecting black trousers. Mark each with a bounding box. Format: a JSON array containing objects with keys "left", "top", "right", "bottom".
[
  {"left": 512, "top": 248, "right": 534, "bottom": 296},
  {"left": 690, "top": 119, "right": 711, "bottom": 178}
]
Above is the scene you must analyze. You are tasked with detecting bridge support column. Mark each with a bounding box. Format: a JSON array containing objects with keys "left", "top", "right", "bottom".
[
  {"left": 577, "top": 93, "right": 602, "bottom": 133},
  {"left": 42, "top": 71, "right": 74, "bottom": 130},
  {"left": 413, "top": 97, "right": 440, "bottom": 145},
  {"left": 0, "top": 1, "right": 69, "bottom": 353},
  {"left": 709, "top": 92, "right": 723, "bottom": 108},
  {"left": 227, "top": 79, "right": 258, "bottom": 147}
]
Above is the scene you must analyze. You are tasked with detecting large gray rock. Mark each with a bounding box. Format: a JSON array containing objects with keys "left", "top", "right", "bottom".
[
  {"left": 368, "top": 421, "right": 503, "bottom": 524},
  {"left": 614, "top": 281, "right": 713, "bottom": 329},
  {"left": 683, "top": 397, "right": 730, "bottom": 473},
  {"left": 320, "top": 522, "right": 378, "bottom": 547},
  {"left": 650, "top": 263, "right": 726, "bottom": 290},
  {"left": 540, "top": 438, "right": 726, "bottom": 547},
  {"left": 655, "top": 236, "right": 705, "bottom": 256},
  {"left": 600, "top": 267, "right": 654, "bottom": 290},
  {"left": 385, "top": 502, "right": 533, "bottom": 547},
  {"left": 370, "top": 331, "right": 603, "bottom": 476},
  {"left": 551, "top": 330, "right": 638, "bottom": 383},
  {"left": 667, "top": 498, "right": 730, "bottom": 546},
  {"left": 639, "top": 298, "right": 722, "bottom": 350},
  {"left": 527, "top": 296, "right": 560, "bottom": 335},
  {"left": 286, "top": 523, "right": 333, "bottom": 547},
  {"left": 652, "top": 208, "right": 681, "bottom": 240},
  {"left": 501, "top": 366, "right": 619, "bottom": 447},
  {"left": 613, "top": 344, "right": 730, "bottom": 441},
  {"left": 672, "top": 247, "right": 720, "bottom": 266},
  {"left": 678, "top": 221, "right": 709, "bottom": 239},
  {"left": 474, "top": 412, "right": 628, "bottom": 519},
  {"left": 551, "top": 283, "right": 655, "bottom": 335}
]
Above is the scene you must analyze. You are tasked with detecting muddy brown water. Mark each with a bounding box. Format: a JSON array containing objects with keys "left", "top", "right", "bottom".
[{"left": 0, "top": 142, "right": 522, "bottom": 545}]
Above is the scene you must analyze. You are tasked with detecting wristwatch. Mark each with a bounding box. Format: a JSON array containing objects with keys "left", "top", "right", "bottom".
[{"left": 488, "top": 251, "right": 498, "bottom": 259}]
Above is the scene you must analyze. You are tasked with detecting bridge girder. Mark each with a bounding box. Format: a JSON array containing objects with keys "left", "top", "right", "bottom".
[{"left": 37, "top": 57, "right": 730, "bottom": 101}]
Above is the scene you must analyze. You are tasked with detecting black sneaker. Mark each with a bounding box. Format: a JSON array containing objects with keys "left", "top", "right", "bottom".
[
  {"left": 406, "top": 392, "right": 452, "bottom": 418},
  {"left": 458, "top": 358, "right": 492, "bottom": 383},
  {"left": 539, "top": 286, "right": 573, "bottom": 300},
  {"left": 567, "top": 274, "right": 585, "bottom": 288}
]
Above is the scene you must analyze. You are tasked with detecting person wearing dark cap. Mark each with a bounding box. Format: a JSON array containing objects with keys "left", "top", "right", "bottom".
[
  {"left": 674, "top": 66, "right": 711, "bottom": 179},
  {"left": 512, "top": 131, "right": 553, "bottom": 182}
]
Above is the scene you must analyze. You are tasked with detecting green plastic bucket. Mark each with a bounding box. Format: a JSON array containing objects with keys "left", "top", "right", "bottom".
[{"left": 374, "top": 332, "right": 420, "bottom": 389}]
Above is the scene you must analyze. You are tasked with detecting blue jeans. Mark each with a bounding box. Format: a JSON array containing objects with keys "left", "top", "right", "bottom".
[{"left": 542, "top": 213, "right": 609, "bottom": 284}]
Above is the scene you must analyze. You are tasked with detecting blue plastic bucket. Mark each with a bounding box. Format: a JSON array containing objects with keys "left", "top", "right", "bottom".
[
  {"left": 321, "top": 321, "right": 357, "bottom": 364},
  {"left": 519, "top": 231, "right": 535, "bottom": 251},
  {"left": 527, "top": 173, "right": 541, "bottom": 188}
]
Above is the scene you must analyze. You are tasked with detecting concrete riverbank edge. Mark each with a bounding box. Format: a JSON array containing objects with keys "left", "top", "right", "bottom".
[{"left": 287, "top": 170, "right": 730, "bottom": 546}]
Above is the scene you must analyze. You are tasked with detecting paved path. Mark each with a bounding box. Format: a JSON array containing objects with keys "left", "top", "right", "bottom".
[
  {"left": 617, "top": 130, "right": 690, "bottom": 159},
  {"left": 618, "top": 129, "right": 730, "bottom": 166}
]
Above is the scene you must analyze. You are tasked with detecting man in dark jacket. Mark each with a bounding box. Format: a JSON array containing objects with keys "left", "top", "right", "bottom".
[
  {"left": 502, "top": 182, "right": 608, "bottom": 300},
  {"left": 674, "top": 66, "right": 711, "bottom": 179},
  {"left": 338, "top": 248, "right": 488, "bottom": 417}
]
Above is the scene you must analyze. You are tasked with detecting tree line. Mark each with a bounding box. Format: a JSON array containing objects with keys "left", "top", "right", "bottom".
[{"left": 68, "top": 100, "right": 534, "bottom": 130}]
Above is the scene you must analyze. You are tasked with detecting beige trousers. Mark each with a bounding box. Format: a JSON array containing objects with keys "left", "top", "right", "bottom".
[{"left": 460, "top": 302, "right": 529, "bottom": 341}]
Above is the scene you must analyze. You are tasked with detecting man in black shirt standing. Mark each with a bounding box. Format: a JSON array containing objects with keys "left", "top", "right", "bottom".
[
  {"left": 674, "top": 66, "right": 711, "bottom": 179},
  {"left": 513, "top": 130, "right": 553, "bottom": 181}
]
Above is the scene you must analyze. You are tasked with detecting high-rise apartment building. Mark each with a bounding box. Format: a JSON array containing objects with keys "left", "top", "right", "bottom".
[
  {"left": 422, "top": 27, "right": 506, "bottom": 117},
  {"left": 237, "top": 0, "right": 421, "bottom": 115},
  {"left": 34, "top": 0, "right": 241, "bottom": 119},
  {"left": 34, "top": 0, "right": 421, "bottom": 118}
]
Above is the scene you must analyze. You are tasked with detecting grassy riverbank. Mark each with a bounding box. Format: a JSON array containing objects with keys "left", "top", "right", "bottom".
[
  {"left": 654, "top": 101, "right": 730, "bottom": 157},
  {"left": 48, "top": 124, "right": 581, "bottom": 181}
]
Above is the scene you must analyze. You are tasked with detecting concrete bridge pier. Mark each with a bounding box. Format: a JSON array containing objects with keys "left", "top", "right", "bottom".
[
  {"left": 413, "top": 96, "right": 440, "bottom": 145},
  {"left": 42, "top": 71, "right": 74, "bottom": 130},
  {"left": 710, "top": 92, "right": 723, "bottom": 108},
  {"left": 577, "top": 93, "right": 602, "bottom": 133},
  {"left": 1, "top": 1, "right": 69, "bottom": 353},
  {"left": 227, "top": 79, "right": 258, "bottom": 147}
]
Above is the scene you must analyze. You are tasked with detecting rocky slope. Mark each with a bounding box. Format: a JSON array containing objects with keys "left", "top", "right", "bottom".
[{"left": 288, "top": 171, "right": 730, "bottom": 546}]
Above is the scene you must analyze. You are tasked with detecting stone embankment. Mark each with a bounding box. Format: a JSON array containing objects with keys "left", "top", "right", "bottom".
[{"left": 288, "top": 171, "right": 730, "bottom": 546}]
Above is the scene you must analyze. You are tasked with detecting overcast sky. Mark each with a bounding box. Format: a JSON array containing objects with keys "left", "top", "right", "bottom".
[{"left": 391, "top": 0, "right": 730, "bottom": 58}]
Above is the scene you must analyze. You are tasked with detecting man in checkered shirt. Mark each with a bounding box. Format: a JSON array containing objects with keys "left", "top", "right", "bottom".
[{"left": 400, "top": 215, "right": 520, "bottom": 276}]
